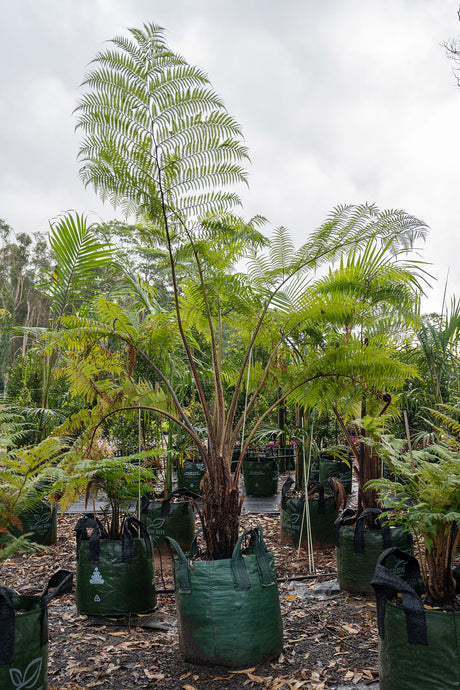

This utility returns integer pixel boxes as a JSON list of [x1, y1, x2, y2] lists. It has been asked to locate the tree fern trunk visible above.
[[201, 457, 241, 559]]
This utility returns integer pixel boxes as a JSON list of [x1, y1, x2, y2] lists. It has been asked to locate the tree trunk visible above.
[[201, 456, 242, 560], [424, 523, 457, 606]]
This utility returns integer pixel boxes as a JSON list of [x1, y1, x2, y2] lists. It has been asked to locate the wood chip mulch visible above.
[[0, 511, 379, 690]]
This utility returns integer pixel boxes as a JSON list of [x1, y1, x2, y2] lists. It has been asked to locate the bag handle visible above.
[[333, 507, 357, 546], [281, 476, 295, 510], [123, 516, 153, 562], [0, 585, 16, 665], [164, 536, 192, 593], [42, 569, 73, 605], [371, 547, 428, 646], [333, 507, 391, 554], [160, 489, 192, 518], [141, 488, 192, 518], [231, 527, 274, 590], [165, 527, 275, 594], [74, 513, 108, 560]]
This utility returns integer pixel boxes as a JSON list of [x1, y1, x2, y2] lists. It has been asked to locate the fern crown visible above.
[[75, 22, 249, 225]]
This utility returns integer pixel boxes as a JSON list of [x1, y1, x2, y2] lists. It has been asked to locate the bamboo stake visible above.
[[240, 343, 253, 448], [403, 410, 415, 470], [298, 420, 315, 573]]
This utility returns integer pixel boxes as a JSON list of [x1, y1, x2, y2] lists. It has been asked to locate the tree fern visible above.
[[76, 23, 249, 226]]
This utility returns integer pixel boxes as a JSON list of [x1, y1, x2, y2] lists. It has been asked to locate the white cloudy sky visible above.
[[1, 0, 460, 312]]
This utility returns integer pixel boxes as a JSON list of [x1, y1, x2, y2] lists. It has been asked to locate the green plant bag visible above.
[[10, 501, 57, 546], [372, 547, 460, 690], [176, 460, 205, 497], [75, 515, 156, 616], [280, 478, 338, 548], [140, 489, 195, 552], [319, 454, 352, 494], [243, 456, 279, 496], [0, 569, 73, 690], [166, 527, 283, 667], [335, 508, 413, 594]]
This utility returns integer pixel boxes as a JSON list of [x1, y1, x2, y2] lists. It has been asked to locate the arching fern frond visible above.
[[76, 23, 249, 227]]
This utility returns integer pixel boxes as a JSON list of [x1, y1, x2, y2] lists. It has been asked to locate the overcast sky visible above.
[[1, 0, 460, 312]]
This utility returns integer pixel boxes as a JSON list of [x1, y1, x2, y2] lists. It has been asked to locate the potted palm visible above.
[[367, 406, 460, 690], [304, 238, 428, 593], [66, 21, 429, 666]]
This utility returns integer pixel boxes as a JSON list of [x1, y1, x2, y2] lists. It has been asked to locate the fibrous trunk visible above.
[[201, 455, 242, 560]]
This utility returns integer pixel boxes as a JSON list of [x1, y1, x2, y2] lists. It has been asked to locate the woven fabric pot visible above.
[[140, 489, 195, 552], [335, 508, 413, 594], [280, 477, 338, 548], [166, 527, 283, 667], [11, 500, 57, 546], [319, 454, 352, 494], [243, 455, 279, 497], [176, 460, 205, 497], [372, 547, 460, 690], [0, 570, 72, 690], [75, 515, 156, 616]]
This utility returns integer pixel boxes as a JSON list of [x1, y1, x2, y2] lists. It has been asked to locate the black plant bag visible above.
[[75, 515, 156, 616], [0, 569, 73, 690], [176, 459, 205, 497], [10, 500, 58, 546], [372, 547, 460, 690]]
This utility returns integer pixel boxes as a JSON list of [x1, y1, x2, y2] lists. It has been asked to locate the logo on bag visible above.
[[284, 512, 301, 528], [94, 594, 101, 602], [89, 567, 104, 585], [9, 657, 43, 689], [151, 518, 166, 529]]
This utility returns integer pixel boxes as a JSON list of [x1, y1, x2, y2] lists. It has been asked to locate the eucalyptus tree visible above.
[[71, 22, 428, 558]]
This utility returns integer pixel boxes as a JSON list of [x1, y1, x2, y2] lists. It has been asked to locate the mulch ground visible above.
[[0, 511, 380, 690]]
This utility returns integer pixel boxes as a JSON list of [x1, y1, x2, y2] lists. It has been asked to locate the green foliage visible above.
[[52, 443, 158, 540], [69, 20, 430, 558], [75, 22, 249, 223], [0, 418, 65, 562], [367, 411, 460, 605], [40, 212, 114, 321]]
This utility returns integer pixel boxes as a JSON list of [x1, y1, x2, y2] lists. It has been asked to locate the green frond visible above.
[[76, 23, 248, 226]]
